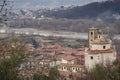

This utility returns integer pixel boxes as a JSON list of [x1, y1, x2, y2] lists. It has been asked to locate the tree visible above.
[[0, 38, 29, 80], [33, 73, 49, 80], [0, 0, 7, 21], [0, 0, 14, 21], [49, 67, 60, 80], [82, 61, 120, 80], [0, 0, 6, 13]]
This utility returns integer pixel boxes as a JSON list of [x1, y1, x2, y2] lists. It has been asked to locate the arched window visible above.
[[99, 35, 100, 38], [91, 32, 93, 35]]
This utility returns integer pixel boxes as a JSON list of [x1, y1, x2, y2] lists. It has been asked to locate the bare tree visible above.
[[0, 0, 14, 21], [0, 0, 6, 20], [0, 0, 6, 13]]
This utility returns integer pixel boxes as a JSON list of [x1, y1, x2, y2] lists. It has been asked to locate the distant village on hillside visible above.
[[18, 28, 119, 79], [0, 23, 118, 79], [0, 0, 120, 80]]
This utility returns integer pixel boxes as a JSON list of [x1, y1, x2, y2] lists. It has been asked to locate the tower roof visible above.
[[87, 47, 113, 54]]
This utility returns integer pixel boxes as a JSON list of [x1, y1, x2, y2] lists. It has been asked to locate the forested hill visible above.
[[11, 0, 120, 20], [40, 0, 120, 20], [9, 0, 120, 33]]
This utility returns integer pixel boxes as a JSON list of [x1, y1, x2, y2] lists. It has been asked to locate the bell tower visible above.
[[88, 27, 99, 47]]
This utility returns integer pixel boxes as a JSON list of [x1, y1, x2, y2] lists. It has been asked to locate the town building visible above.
[[85, 27, 116, 69], [16, 28, 117, 79]]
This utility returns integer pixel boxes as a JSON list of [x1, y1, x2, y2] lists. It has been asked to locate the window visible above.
[[99, 36, 100, 38], [91, 32, 93, 35], [103, 46, 106, 49], [90, 56, 93, 59], [77, 68, 80, 71], [73, 67, 74, 70]]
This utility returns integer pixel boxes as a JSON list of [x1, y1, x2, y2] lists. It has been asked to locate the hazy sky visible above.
[[14, 0, 106, 9]]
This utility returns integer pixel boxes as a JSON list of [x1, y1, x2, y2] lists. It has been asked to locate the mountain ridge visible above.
[[34, 0, 120, 20], [11, 0, 120, 21]]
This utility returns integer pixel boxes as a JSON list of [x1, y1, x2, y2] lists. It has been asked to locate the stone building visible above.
[[85, 27, 116, 69]]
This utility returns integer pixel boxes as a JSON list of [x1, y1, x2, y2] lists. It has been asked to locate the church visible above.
[[85, 27, 116, 69]]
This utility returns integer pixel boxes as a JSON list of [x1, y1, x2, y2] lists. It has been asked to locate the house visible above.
[[58, 55, 76, 64], [85, 28, 116, 69], [74, 50, 85, 65], [58, 63, 84, 72]]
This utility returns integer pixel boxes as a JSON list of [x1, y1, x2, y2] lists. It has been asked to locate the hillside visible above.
[[11, 0, 120, 21], [9, 18, 120, 34], [8, 0, 120, 33], [35, 0, 120, 20]]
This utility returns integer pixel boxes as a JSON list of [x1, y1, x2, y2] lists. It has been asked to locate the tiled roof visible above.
[[88, 48, 113, 53], [59, 71, 71, 76], [76, 48, 85, 51], [64, 48, 77, 54], [35, 44, 84, 55], [75, 51, 85, 56], [58, 55, 76, 61]]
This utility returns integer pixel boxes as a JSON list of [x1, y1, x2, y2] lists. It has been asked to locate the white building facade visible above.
[[85, 28, 116, 70]]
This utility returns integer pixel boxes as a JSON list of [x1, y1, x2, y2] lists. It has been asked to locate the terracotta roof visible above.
[[44, 44, 61, 49], [88, 48, 113, 53], [59, 71, 71, 76], [35, 44, 85, 57], [75, 51, 85, 56], [76, 48, 85, 51], [64, 48, 77, 54], [58, 55, 76, 61]]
